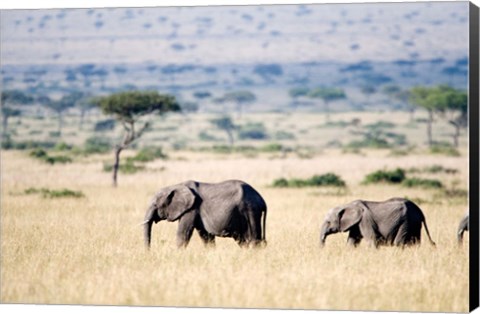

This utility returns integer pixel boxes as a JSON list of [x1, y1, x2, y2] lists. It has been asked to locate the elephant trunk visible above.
[[144, 219, 153, 248], [320, 223, 328, 247], [143, 204, 160, 249]]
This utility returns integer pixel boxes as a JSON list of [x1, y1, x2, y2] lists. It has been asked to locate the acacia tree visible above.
[[288, 86, 310, 111], [308, 87, 346, 122], [437, 87, 467, 147], [409, 85, 454, 147], [382, 85, 414, 120], [1, 90, 33, 133], [77, 96, 97, 130], [210, 116, 236, 147], [43, 91, 84, 136], [95, 91, 180, 187], [216, 90, 256, 118]]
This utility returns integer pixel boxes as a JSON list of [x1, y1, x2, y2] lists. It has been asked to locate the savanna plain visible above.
[[1, 111, 469, 312]]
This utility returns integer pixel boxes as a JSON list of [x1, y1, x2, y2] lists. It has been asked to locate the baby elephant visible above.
[[457, 213, 469, 245], [320, 197, 436, 248], [142, 180, 267, 249]]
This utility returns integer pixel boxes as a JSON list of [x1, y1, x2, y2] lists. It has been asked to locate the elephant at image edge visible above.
[[457, 212, 469, 244], [320, 197, 436, 247], [142, 180, 267, 248]]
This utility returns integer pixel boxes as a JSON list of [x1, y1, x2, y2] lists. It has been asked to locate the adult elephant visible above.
[[320, 197, 436, 248], [142, 180, 267, 249], [457, 213, 469, 244]]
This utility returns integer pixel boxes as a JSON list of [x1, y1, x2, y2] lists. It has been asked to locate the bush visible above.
[[54, 142, 72, 151], [1, 137, 56, 150], [238, 122, 267, 140], [363, 168, 406, 184], [25, 188, 84, 198], [309, 173, 346, 187], [272, 173, 346, 188], [103, 160, 145, 174], [94, 119, 116, 132], [408, 164, 458, 174], [261, 143, 283, 152], [198, 131, 219, 141], [128, 147, 167, 163], [347, 138, 391, 149], [365, 121, 396, 129], [29, 148, 72, 164], [274, 131, 295, 140], [402, 178, 443, 189], [84, 137, 111, 154], [429, 144, 460, 156]]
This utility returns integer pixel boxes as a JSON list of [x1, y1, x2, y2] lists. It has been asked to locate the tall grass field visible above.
[[1, 112, 469, 312]]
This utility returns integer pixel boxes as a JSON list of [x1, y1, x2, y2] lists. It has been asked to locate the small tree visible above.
[[77, 96, 97, 130], [382, 85, 414, 120], [43, 91, 84, 136], [288, 87, 310, 110], [436, 87, 468, 147], [216, 90, 256, 118], [95, 91, 180, 187], [210, 116, 236, 147], [409, 85, 450, 147], [308, 87, 346, 122], [360, 84, 376, 107], [1, 90, 33, 133]]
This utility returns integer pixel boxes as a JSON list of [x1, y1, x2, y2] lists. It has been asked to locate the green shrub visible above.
[[2, 138, 56, 150], [94, 119, 116, 132], [274, 131, 295, 140], [54, 141, 73, 151], [198, 131, 219, 141], [365, 121, 396, 129], [363, 168, 406, 184], [402, 177, 443, 189], [272, 178, 289, 187], [347, 138, 391, 149], [25, 188, 84, 198], [238, 122, 267, 140], [128, 147, 167, 163], [29, 149, 72, 164], [103, 160, 145, 174], [29, 148, 48, 159], [261, 143, 283, 152], [272, 173, 346, 188], [84, 136, 111, 154], [408, 164, 458, 174], [429, 143, 460, 156], [309, 173, 346, 187]]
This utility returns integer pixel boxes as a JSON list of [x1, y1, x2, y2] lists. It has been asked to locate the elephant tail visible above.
[[262, 207, 267, 244], [422, 218, 436, 247]]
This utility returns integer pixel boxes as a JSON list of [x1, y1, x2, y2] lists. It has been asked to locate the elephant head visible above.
[[320, 202, 363, 246], [142, 184, 196, 248]]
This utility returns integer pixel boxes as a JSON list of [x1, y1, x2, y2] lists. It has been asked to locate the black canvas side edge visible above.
[[470, 1, 480, 312]]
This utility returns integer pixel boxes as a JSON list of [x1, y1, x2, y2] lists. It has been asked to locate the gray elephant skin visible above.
[[142, 180, 267, 248], [457, 213, 469, 244], [320, 197, 436, 247]]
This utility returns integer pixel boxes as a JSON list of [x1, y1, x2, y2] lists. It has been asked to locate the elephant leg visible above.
[[347, 226, 362, 247], [196, 228, 216, 247], [246, 210, 262, 247], [176, 211, 196, 248], [233, 233, 248, 248], [393, 224, 417, 246]]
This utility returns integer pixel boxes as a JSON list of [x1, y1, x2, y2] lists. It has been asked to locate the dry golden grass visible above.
[[1, 144, 469, 312]]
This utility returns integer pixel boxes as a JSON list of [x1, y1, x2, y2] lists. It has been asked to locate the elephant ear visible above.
[[338, 203, 363, 232], [164, 185, 195, 222]]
